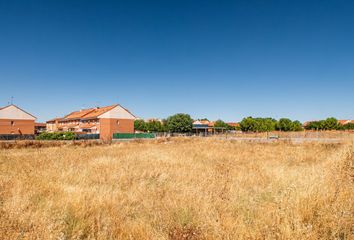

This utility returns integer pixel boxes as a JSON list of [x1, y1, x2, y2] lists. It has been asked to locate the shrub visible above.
[[36, 132, 76, 140]]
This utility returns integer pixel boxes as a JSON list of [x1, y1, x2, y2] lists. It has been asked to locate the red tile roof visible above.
[[63, 104, 119, 120], [65, 108, 96, 119], [208, 121, 215, 127], [193, 120, 210, 125], [227, 122, 240, 127], [82, 104, 118, 119], [46, 117, 63, 123], [338, 120, 351, 125]]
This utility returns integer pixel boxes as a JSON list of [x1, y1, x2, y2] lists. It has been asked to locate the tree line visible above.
[[135, 114, 353, 133], [239, 117, 302, 132], [304, 117, 354, 130], [134, 114, 194, 133]]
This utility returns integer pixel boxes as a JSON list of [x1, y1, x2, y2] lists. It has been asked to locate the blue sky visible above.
[[0, 0, 353, 122]]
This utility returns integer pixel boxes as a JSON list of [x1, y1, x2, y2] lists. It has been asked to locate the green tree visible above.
[[260, 118, 277, 132], [240, 117, 257, 132], [134, 119, 146, 132], [305, 121, 320, 130], [240, 117, 277, 132], [305, 118, 341, 130], [322, 117, 339, 130], [291, 120, 303, 131], [214, 120, 229, 130], [276, 118, 303, 131], [276, 118, 293, 131], [160, 119, 168, 132], [146, 120, 163, 132], [343, 123, 354, 130], [166, 113, 193, 133]]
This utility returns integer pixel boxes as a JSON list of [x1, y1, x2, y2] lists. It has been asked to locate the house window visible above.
[[11, 121, 14, 126], [117, 120, 120, 125]]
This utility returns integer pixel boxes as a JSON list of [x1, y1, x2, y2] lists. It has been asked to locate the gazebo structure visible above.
[[192, 120, 227, 136]]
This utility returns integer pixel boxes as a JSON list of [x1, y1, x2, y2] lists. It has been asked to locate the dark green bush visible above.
[[36, 132, 75, 140]]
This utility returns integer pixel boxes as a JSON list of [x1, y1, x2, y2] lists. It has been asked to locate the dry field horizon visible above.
[[0, 138, 353, 239]]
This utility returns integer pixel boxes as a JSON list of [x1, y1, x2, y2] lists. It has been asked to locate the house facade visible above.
[[0, 105, 36, 135], [338, 120, 352, 125], [46, 104, 136, 140]]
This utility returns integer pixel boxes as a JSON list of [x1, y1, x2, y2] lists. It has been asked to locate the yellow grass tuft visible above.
[[0, 138, 353, 239]]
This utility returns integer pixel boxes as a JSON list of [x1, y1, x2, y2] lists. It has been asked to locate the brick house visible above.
[[338, 120, 351, 125], [46, 104, 136, 140], [0, 104, 36, 135]]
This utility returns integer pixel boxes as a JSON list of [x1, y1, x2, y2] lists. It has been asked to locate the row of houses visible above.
[[0, 103, 353, 140], [0, 104, 136, 140]]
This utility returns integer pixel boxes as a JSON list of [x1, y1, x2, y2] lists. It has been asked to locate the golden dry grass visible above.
[[0, 138, 353, 239], [220, 130, 354, 140]]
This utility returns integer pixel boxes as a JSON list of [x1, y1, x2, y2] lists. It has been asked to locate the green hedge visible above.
[[35, 132, 76, 140], [113, 133, 156, 139]]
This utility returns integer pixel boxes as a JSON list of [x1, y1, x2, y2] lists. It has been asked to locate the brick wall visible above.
[[99, 118, 134, 140], [0, 119, 35, 134]]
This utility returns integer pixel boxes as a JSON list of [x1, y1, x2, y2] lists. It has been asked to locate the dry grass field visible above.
[[0, 138, 353, 239]]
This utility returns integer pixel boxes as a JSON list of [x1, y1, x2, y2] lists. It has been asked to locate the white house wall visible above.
[[98, 105, 135, 119], [0, 105, 36, 120]]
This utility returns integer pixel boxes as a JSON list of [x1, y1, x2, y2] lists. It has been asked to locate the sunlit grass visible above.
[[0, 138, 352, 239]]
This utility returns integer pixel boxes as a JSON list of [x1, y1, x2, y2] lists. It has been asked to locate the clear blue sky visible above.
[[0, 0, 353, 122]]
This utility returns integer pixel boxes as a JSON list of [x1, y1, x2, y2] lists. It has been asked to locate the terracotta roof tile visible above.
[[56, 103, 132, 122], [338, 120, 350, 125], [65, 108, 96, 119], [227, 122, 240, 127], [208, 121, 215, 127], [46, 117, 63, 123], [82, 104, 117, 119]]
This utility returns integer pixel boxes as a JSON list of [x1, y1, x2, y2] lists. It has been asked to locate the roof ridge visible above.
[[63, 107, 96, 119], [80, 104, 119, 119], [0, 104, 37, 119]]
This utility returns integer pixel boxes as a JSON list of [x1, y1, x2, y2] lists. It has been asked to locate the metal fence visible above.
[[0, 134, 35, 140], [75, 134, 100, 140], [113, 133, 156, 139]]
